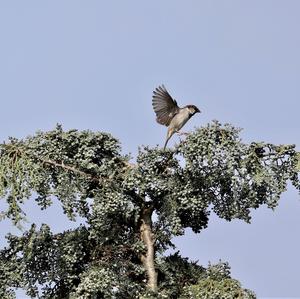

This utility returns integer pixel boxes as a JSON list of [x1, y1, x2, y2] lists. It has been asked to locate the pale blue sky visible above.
[[0, 1, 300, 298]]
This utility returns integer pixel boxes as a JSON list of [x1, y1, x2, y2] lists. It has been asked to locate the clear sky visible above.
[[0, 1, 299, 298]]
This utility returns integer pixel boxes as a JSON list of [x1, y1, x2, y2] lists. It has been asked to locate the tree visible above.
[[0, 121, 299, 298]]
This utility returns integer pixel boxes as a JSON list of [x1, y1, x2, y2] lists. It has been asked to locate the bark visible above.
[[139, 206, 157, 292]]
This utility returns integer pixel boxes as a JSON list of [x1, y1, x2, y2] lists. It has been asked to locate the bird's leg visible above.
[[164, 128, 175, 150]]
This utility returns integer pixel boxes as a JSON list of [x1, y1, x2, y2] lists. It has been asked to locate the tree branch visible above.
[[1, 143, 136, 184], [41, 158, 101, 182]]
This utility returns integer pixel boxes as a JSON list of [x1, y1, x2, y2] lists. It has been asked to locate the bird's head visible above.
[[186, 105, 201, 115]]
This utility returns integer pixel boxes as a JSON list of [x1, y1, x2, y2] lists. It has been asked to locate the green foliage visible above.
[[181, 278, 256, 299], [0, 122, 299, 298], [0, 124, 126, 224], [1, 223, 145, 298], [181, 262, 256, 299], [177, 121, 300, 222], [156, 252, 205, 298]]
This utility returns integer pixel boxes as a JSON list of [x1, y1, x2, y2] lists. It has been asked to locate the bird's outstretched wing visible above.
[[152, 85, 180, 126]]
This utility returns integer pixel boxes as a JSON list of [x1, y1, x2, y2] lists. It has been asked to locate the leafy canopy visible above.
[[0, 121, 299, 298]]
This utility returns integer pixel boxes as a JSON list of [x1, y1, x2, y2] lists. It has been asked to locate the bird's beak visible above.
[[196, 107, 201, 113]]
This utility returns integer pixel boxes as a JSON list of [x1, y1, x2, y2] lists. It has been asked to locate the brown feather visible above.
[[152, 85, 180, 126]]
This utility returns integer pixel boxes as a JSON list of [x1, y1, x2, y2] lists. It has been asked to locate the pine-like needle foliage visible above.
[[0, 122, 299, 298]]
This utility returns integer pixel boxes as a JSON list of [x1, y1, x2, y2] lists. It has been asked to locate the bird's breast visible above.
[[169, 108, 191, 131]]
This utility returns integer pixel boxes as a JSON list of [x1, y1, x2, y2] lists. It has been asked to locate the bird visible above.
[[152, 85, 201, 150]]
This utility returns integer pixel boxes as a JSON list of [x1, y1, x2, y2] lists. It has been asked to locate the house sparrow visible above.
[[152, 85, 201, 149]]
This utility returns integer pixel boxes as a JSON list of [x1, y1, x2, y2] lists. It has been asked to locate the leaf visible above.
[[296, 152, 300, 172]]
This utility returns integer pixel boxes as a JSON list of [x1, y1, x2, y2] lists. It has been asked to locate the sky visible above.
[[0, 1, 299, 298]]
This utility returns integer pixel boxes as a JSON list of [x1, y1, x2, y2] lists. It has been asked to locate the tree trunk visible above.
[[139, 206, 157, 292]]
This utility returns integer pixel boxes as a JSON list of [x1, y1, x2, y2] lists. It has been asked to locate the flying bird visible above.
[[152, 85, 201, 149]]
